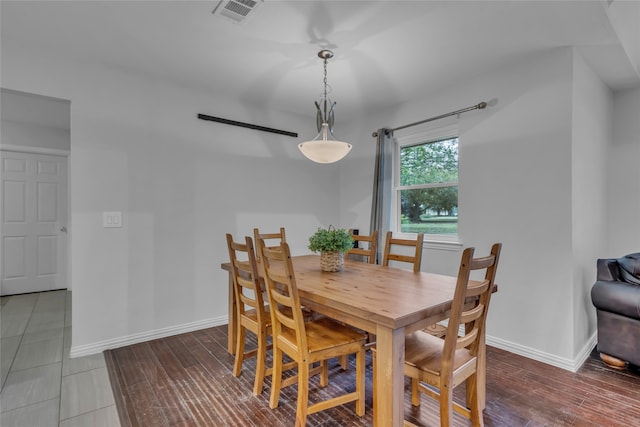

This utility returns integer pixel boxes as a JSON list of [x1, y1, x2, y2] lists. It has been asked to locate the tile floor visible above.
[[1, 290, 120, 427]]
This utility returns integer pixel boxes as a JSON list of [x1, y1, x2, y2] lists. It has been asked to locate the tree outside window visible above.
[[397, 137, 458, 236]]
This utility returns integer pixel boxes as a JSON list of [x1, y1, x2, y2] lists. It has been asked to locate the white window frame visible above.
[[393, 122, 461, 246]]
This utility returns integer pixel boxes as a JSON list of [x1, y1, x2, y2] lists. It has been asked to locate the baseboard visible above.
[[71, 315, 598, 372], [487, 332, 598, 372], [69, 315, 229, 358]]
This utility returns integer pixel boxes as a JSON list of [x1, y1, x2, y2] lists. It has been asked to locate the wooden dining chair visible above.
[[225, 233, 272, 395], [258, 240, 367, 427], [254, 227, 317, 324], [382, 231, 424, 272], [345, 229, 380, 349], [253, 227, 286, 262], [346, 229, 378, 264], [402, 243, 501, 427]]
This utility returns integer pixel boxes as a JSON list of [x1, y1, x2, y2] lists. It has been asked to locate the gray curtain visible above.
[[370, 128, 393, 263]]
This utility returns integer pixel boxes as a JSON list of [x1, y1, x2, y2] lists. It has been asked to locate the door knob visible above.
[[60, 226, 68, 233]]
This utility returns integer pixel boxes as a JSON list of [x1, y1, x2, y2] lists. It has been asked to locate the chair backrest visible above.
[[253, 227, 286, 261], [442, 243, 502, 368], [257, 240, 308, 356], [225, 234, 267, 325], [382, 231, 424, 272], [346, 229, 378, 264]]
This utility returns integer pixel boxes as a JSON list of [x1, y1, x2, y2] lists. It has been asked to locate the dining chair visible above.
[[253, 227, 286, 262], [382, 231, 424, 272], [346, 229, 378, 264], [254, 227, 317, 323], [225, 233, 272, 395], [258, 240, 367, 427], [380, 232, 446, 337], [345, 228, 380, 349], [402, 243, 501, 427]]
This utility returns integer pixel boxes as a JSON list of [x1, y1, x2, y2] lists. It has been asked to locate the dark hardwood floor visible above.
[[105, 325, 640, 426]]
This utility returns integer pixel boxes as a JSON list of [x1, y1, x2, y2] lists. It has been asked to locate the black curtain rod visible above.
[[381, 101, 487, 135], [197, 114, 298, 138]]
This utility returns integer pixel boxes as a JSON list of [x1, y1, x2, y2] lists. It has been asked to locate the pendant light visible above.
[[298, 50, 352, 164]]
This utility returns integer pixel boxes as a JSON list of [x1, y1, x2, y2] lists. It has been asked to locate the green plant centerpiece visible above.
[[308, 226, 353, 272]]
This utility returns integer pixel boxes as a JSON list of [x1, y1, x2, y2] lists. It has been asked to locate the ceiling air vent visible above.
[[212, 0, 263, 25]]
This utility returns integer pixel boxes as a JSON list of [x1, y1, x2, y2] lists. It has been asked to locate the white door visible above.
[[1, 151, 68, 295]]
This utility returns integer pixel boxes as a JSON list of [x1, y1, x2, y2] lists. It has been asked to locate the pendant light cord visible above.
[[322, 56, 328, 123]]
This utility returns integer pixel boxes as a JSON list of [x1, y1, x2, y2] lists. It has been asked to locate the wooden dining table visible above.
[[221, 254, 490, 427]]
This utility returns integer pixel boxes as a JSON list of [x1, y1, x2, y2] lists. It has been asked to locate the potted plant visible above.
[[308, 226, 353, 272]]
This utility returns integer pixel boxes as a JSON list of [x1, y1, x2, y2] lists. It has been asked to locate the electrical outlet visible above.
[[103, 211, 122, 228]]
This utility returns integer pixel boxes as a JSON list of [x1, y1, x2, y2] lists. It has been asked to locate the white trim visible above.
[[68, 313, 598, 373], [423, 240, 463, 251], [69, 315, 229, 357], [487, 332, 598, 373], [1, 144, 70, 157]]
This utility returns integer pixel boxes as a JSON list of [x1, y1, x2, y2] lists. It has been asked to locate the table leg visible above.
[[227, 272, 237, 355], [374, 325, 405, 427]]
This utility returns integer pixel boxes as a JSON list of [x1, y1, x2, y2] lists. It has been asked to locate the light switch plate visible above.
[[103, 211, 122, 228]]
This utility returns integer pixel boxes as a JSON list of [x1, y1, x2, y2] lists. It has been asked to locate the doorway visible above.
[[1, 89, 71, 296]]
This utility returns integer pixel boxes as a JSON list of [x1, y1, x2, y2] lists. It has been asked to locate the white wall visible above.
[[1, 43, 342, 355], [607, 86, 640, 255], [570, 51, 612, 359], [340, 48, 605, 368]]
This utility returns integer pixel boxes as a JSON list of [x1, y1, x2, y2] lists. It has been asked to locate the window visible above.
[[394, 126, 458, 241]]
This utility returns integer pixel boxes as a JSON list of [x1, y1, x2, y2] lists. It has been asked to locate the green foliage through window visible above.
[[398, 137, 458, 235]]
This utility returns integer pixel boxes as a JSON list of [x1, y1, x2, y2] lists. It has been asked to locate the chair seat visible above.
[[280, 316, 367, 354], [404, 330, 474, 377]]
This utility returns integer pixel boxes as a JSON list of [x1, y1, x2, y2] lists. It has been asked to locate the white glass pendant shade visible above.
[[298, 123, 352, 164]]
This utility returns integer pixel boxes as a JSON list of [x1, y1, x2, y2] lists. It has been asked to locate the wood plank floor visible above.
[[105, 325, 640, 426]]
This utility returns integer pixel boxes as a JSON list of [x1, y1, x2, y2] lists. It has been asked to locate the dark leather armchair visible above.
[[591, 253, 640, 368]]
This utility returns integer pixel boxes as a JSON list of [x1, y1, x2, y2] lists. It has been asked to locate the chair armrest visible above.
[[592, 280, 640, 320]]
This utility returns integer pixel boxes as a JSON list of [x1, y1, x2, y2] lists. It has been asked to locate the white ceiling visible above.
[[1, 1, 639, 129]]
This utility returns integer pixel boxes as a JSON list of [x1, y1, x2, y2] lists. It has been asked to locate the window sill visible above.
[[423, 239, 463, 251]]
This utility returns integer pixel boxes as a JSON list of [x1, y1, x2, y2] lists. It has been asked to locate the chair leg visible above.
[[319, 359, 329, 387], [411, 378, 421, 406], [371, 348, 378, 427], [295, 361, 310, 427], [355, 349, 365, 416], [269, 347, 283, 409], [439, 383, 453, 427], [338, 354, 348, 370], [467, 374, 484, 427], [253, 329, 267, 395], [233, 327, 245, 377]]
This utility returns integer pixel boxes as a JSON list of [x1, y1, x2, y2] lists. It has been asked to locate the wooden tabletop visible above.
[[286, 255, 459, 331], [222, 254, 470, 332]]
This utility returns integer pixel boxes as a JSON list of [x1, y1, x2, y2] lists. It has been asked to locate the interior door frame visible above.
[[1, 144, 71, 294]]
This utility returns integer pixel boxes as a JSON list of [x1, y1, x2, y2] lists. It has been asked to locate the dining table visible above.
[[221, 254, 491, 427]]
